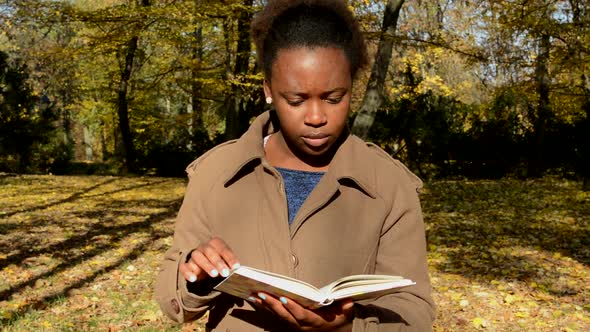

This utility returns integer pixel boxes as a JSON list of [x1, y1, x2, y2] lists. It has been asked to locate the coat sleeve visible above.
[[351, 180, 436, 332], [154, 163, 222, 323]]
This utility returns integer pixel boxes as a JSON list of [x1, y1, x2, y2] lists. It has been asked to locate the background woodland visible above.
[[0, 0, 589, 186]]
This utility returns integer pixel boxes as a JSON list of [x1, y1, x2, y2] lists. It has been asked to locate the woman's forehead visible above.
[[269, 47, 352, 89]]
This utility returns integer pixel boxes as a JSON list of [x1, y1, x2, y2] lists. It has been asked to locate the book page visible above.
[[330, 279, 416, 302], [214, 266, 327, 307], [320, 274, 406, 293]]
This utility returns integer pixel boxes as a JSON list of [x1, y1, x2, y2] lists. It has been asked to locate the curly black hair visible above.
[[252, 0, 368, 80]]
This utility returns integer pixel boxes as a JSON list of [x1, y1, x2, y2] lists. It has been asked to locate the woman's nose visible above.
[[304, 101, 327, 127]]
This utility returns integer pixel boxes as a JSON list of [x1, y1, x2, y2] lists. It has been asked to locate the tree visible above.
[[351, 0, 405, 139], [190, 0, 206, 138], [2, 0, 589, 179], [111, 0, 150, 173], [0, 51, 56, 172], [223, 0, 259, 140], [530, 3, 553, 176], [566, 0, 590, 189]]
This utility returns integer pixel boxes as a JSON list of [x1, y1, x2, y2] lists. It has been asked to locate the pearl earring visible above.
[[266, 97, 273, 104]]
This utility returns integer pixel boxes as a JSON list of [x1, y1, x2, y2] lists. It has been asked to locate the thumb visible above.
[[341, 300, 354, 311]]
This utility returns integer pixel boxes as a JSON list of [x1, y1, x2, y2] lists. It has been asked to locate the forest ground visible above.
[[0, 174, 588, 331]]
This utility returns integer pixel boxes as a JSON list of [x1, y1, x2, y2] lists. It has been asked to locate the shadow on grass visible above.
[[0, 202, 182, 327], [0, 177, 120, 218], [424, 179, 589, 285], [0, 179, 173, 270], [0, 173, 18, 181], [0, 222, 20, 235], [0, 176, 185, 326], [0, 216, 175, 326], [0, 200, 180, 302]]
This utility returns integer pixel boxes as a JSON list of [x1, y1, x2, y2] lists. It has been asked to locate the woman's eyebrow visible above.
[[320, 88, 348, 97], [325, 87, 348, 94], [280, 91, 308, 97], [280, 88, 348, 96]]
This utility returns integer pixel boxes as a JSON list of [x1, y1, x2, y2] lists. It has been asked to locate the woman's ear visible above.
[[263, 79, 272, 101]]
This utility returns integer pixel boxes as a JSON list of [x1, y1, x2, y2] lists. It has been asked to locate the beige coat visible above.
[[155, 111, 435, 331]]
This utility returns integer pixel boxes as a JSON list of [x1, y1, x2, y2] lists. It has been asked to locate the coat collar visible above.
[[222, 111, 377, 198]]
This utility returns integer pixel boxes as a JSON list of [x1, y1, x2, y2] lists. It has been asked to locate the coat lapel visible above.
[[289, 172, 340, 238]]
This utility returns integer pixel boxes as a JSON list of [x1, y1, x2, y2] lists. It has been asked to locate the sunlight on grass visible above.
[[424, 177, 589, 331], [0, 175, 185, 331], [1, 174, 588, 331]]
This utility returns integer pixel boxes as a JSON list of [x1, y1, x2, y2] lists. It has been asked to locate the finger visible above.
[[190, 248, 222, 278], [280, 296, 326, 328], [179, 262, 198, 283], [209, 237, 241, 271], [246, 294, 262, 306], [186, 260, 210, 281], [317, 300, 355, 326], [257, 293, 299, 327], [340, 300, 354, 313], [278, 296, 311, 322], [329, 300, 354, 321], [200, 243, 233, 277], [186, 260, 199, 274]]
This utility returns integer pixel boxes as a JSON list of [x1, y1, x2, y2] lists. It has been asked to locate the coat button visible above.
[[291, 254, 299, 267], [171, 299, 180, 314]]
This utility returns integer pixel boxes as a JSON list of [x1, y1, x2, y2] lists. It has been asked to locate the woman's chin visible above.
[[299, 144, 335, 160]]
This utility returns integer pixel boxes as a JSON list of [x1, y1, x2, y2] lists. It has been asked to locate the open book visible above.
[[214, 265, 415, 309]]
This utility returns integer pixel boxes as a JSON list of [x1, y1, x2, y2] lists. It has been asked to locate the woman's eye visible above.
[[287, 100, 304, 106], [326, 97, 343, 104]]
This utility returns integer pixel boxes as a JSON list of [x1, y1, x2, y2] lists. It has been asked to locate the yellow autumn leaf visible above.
[[472, 317, 488, 328], [1, 311, 13, 320], [574, 312, 590, 322], [504, 294, 518, 304]]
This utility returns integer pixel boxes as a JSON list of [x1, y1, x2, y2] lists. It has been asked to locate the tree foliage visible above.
[[0, 0, 588, 181], [0, 51, 61, 173]]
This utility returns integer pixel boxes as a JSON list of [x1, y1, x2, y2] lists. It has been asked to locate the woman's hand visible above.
[[254, 293, 354, 332], [179, 237, 240, 283]]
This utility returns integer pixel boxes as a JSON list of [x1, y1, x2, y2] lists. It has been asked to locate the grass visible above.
[[0, 174, 588, 331]]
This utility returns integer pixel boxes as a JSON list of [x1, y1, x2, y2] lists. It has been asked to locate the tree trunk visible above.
[[243, 61, 266, 129], [224, 0, 253, 140], [580, 73, 590, 191], [569, 0, 590, 190], [528, 32, 551, 177], [115, 0, 150, 173], [351, 0, 405, 139], [191, 0, 205, 137], [117, 35, 139, 173]]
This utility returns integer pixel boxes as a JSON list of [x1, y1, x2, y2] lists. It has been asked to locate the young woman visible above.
[[155, 1, 435, 331]]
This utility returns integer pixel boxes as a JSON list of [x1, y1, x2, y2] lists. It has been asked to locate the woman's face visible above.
[[264, 46, 352, 160]]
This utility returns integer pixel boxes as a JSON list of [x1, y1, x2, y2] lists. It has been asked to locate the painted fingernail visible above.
[[188, 274, 197, 283], [280, 297, 288, 304], [247, 296, 257, 302], [258, 293, 266, 300], [221, 268, 230, 277], [232, 263, 241, 270], [210, 269, 219, 277]]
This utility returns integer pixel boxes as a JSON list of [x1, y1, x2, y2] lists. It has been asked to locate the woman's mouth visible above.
[[302, 135, 330, 148]]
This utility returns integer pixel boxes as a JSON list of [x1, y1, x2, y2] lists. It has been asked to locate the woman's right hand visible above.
[[179, 237, 240, 283]]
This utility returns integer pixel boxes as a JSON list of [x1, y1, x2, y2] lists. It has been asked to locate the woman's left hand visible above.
[[254, 292, 354, 332]]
